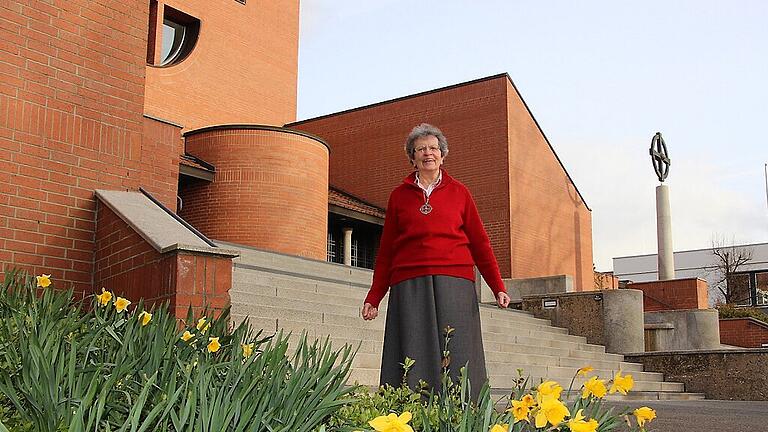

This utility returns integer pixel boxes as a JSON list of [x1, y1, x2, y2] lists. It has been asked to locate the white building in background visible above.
[[613, 242, 768, 307]]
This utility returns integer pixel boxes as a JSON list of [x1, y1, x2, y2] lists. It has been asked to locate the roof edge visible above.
[[183, 124, 330, 152], [502, 75, 591, 211], [287, 73, 510, 126]]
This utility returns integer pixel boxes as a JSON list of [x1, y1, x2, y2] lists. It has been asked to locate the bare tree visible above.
[[710, 235, 754, 304]]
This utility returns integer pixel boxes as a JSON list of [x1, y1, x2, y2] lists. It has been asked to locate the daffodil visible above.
[[36, 274, 51, 288], [181, 330, 194, 342], [577, 366, 594, 376], [634, 406, 656, 428], [567, 409, 599, 432], [207, 337, 220, 353], [242, 343, 254, 358], [114, 297, 131, 313], [508, 399, 529, 422], [96, 288, 113, 306], [197, 317, 210, 333], [139, 311, 152, 326], [521, 393, 535, 407], [609, 371, 634, 395], [534, 397, 569, 428], [489, 424, 509, 432], [536, 380, 563, 403], [368, 412, 414, 432], [582, 375, 607, 399]]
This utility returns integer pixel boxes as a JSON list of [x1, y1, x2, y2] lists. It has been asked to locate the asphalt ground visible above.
[[604, 400, 768, 432]]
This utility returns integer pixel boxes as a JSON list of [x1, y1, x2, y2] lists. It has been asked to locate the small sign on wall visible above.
[[543, 299, 558, 309]]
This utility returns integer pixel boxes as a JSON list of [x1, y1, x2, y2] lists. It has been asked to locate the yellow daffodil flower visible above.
[[634, 406, 656, 427], [207, 337, 221, 353], [609, 371, 634, 395], [577, 366, 594, 376], [196, 317, 210, 333], [242, 343, 254, 358], [567, 409, 599, 432], [368, 412, 414, 432], [181, 330, 194, 342], [489, 424, 509, 432], [96, 288, 113, 306], [534, 397, 569, 428], [536, 380, 563, 404], [36, 274, 51, 288], [582, 375, 607, 399], [521, 393, 535, 407], [114, 297, 131, 313], [508, 399, 530, 422], [139, 311, 152, 326]]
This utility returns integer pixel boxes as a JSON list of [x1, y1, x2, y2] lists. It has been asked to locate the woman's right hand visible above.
[[361, 303, 378, 320]]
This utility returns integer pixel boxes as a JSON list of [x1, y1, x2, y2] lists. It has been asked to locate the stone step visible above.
[[484, 335, 604, 354], [488, 375, 681, 393], [482, 351, 643, 372], [489, 388, 706, 401], [485, 363, 662, 382]]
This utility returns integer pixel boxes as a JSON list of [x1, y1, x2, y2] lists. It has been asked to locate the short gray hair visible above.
[[404, 123, 449, 164]]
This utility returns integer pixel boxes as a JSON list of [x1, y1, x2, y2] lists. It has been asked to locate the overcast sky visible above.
[[296, 0, 768, 270]]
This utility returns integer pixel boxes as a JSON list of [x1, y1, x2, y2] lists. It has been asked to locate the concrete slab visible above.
[[605, 400, 768, 432], [95, 190, 238, 257]]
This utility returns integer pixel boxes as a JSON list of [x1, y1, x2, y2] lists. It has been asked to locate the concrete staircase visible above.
[[223, 241, 704, 401]]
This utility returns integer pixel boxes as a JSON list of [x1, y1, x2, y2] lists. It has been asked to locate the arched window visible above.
[[147, 2, 200, 67]]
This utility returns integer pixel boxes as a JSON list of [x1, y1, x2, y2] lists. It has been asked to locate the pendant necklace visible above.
[[419, 190, 432, 215]]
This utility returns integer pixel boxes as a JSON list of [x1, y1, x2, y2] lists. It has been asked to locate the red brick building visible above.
[[0, 0, 593, 308]]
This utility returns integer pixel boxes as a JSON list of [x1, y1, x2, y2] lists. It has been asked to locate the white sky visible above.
[[296, 0, 768, 270]]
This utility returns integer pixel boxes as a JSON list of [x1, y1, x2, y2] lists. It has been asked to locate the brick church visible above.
[[0, 0, 593, 312]]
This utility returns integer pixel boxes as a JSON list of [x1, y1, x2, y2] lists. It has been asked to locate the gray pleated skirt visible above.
[[380, 275, 488, 401]]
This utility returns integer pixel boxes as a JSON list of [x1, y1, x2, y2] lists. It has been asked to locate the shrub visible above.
[[0, 270, 356, 431], [717, 303, 768, 323], [322, 327, 657, 432]]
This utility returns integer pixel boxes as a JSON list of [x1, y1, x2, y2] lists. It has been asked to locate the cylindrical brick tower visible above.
[[180, 125, 329, 260]]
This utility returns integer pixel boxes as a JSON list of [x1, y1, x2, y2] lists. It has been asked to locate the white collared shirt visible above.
[[415, 171, 442, 197]]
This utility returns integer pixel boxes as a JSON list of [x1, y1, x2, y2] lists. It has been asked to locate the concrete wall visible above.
[[644, 309, 720, 351], [624, 349, 768, 400], [520, 289, 645, 354]]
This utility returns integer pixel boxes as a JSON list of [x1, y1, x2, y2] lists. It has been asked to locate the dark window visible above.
[[147, 3, 200, 67]]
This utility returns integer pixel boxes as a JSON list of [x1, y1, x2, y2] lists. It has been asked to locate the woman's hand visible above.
[[496, 292, 511, 309], [361, 303, 378, 320]]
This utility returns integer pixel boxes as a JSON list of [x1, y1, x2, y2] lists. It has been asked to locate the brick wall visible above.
[[628, 278, 709, 311], [0, 1, 181, 293], [290, 76, 513, 276], [720, 318, 768, 348], [180, 126, 329, 260], [95, 202, 232, 317], [290, 74, 594, 288], [505, 79, 593, 290], [144, 0, 299, 129]]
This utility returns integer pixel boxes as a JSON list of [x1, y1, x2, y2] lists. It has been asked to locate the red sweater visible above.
[[364, 170, 507, 308]]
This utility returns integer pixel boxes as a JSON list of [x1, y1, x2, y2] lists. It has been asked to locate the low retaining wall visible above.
[[720, 317, 768, 348], [627, 278, 708, 311], [644, 309, 720, 351], [521, 289, 644, 354], [624, 349, 768, 400]]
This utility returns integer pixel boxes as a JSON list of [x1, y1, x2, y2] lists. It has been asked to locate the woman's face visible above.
[[412, 135, 443, 173]]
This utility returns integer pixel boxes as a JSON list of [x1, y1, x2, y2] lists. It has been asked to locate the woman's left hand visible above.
[[496, 292, 511, 309]]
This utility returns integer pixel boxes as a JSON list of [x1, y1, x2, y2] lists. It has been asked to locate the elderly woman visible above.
[[361, 123, 510, 401]]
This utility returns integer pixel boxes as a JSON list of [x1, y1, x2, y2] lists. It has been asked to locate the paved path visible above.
[[605, 400, 768, 432]]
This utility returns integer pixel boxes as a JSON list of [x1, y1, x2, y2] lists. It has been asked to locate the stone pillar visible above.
[[603, 289, 645, 354], [655, 184, 675, 280], [343, 227, 353, 266]]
